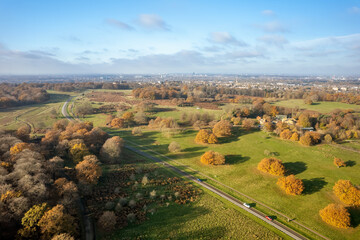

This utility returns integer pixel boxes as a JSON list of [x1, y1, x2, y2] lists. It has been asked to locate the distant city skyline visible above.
[[1, 0, 360, 75]]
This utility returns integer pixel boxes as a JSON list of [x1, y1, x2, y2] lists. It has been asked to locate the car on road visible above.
[[265, 216, 273, 221], [243, 203, 251, 208], [196, 178, 202, 182]]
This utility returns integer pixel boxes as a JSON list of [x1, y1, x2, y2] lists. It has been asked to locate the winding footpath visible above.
[[61, 96, 329, 240]]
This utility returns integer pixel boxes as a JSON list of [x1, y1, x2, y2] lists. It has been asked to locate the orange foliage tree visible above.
[[334, 157, 346, 168], [195, 129, 210, 143], [333, 180, 360, 206], [280, 129, 292, 139], [200, 151, 225, 165], [290, 132, 299, 141], [110, 118, 125, 128], [212, 120, 232, 137], [277, 175, 304, 195], [75, 155, 102, 184], [207, 133, 218, 144], [319, 204, 351, 228], [257, 158, 285, 176]]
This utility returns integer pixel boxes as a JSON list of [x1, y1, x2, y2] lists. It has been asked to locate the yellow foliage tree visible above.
[[1, 190, 22, 202], [333, 180, 360, 206], [277, 175, 304, 195], [334, 158, 346, 168], [200, 151, 225, 165], [195, 129, 210, 144], [212, 120, 232, 137], [10, 142, 31, 155], [75, 155, 102, 184], [319, 204, 350, 228], [290, 132, 299, 141], [280, 129, 292, 139], [70, 143, 90, 163], [257, 158, 285, 176], [207, 133, 218, 144]]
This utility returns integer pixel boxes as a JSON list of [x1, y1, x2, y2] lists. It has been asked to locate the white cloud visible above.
[[256, 21, 288, 33], [137, 14, 170, 31], [261, 10, 275, 16], [106, 19, 134, 31], [257, 34, 288, 48], [349, 6, 360, 14], [209, 32, 247, 46]]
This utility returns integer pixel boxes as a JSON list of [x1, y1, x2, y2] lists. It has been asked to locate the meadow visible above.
[[273, 99, 360, 113], [111, 128, 360, 240], [98, 148, 286, 240]]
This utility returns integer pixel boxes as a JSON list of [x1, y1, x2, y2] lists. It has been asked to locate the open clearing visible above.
[[110, 128, 360, 240], [273, 99, 360, 113]]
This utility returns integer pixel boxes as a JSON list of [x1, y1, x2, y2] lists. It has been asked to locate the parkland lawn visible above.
[[111, 128, 360, 240], [273, 99, 360, 113]]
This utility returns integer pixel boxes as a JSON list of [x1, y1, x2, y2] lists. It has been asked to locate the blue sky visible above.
[[0, 0, 360, 75]]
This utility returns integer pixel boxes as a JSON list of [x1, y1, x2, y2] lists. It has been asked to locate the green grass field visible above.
[[110, 128, 360, 240], [273, 99, 360, 113], [0, 90, 77, 131], [99, 148, 286, 240]]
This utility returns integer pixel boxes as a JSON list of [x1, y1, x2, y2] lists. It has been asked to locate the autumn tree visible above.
[[319, 204, 350, 228], [75, 155, 102, 185], [290, 132, 299, 141], [97, 211, 116, 232], [334, 158, 346, 168], [168, 142, 181, 153], [207, 133, 218, 144], [242, 118, 255, 131], [18, 203, 49, 238], [10, 142, 31, 155], [299, 133, 312, 146], [51, 233, 75, 240], [16, 125, 31, 142], [333, 180, 360, 206], [100, 136, 124, 164], [122, 112, 134, 124], [69, 143, 90, 163], [280, 129, 292, 139], [212, 120, 232, 137], [38, 205, 78, 239], [74, 101, 93, 117], [110, 118, 125, 128], [132, 127, 143, 136], [200, 151, 225, 165], [195, 129, 210, 144], [277, 175, 304, 195], [257, 158, 285, 176], [298, 113, 311, 127]]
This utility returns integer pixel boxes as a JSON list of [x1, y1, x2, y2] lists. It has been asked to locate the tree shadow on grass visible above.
[[219, 128, 260, 144], [178, 151, 204, 159], [348, 207, 360, 228], [178, 226, 226, 239], [345, 160, 356, 167], [302, 177, 328, 195], [182, 146, 207, 152], [283, 162, 307, 175], [226, 155, 250, 165]]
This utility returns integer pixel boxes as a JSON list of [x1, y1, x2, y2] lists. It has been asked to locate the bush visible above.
[[277, 175, 304, 195], [168, 142, 181, 153], [334, 157, 346, 168], [98, 211, 116, 231], [195, 129, 210, 144], [257, 158, 285, 176], [324, 134, 333, 143], [200, 151, 225, 165], [207, 134, 218, 144], [132, 127, 143, 136], [319, 204, 350, 228], [100, 136, 124, 164], [290, 132, 299, 141], [280, 129, 292, 139]]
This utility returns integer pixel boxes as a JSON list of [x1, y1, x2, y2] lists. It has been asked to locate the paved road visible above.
[[62, 97, 75, 121], [125, 144, 308, 240]]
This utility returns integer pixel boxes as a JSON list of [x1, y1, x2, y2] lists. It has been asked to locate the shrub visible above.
[[141, 175, 149, 186], [127, 213, 136, 223], [299, 133, 313, 146], [100, 136, 124, 164], [207, 133, 218, 144], [277, 175, 304, 195], [200, 151, 225, 165], [132, 127, 143, 136], [333, 180, 360, 206], [319, 204, 350, 228], [324, 134, 333, 143], [334, 157, 346, 168], [212, 120, 232, 137], [257, 158, 285, 176], [168, 142, 181, 153], [98, 211, 116, 231], [242, 118, 255, 131]]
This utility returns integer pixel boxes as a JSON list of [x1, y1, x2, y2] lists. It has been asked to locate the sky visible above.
[[0, 0, 360, 75]]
